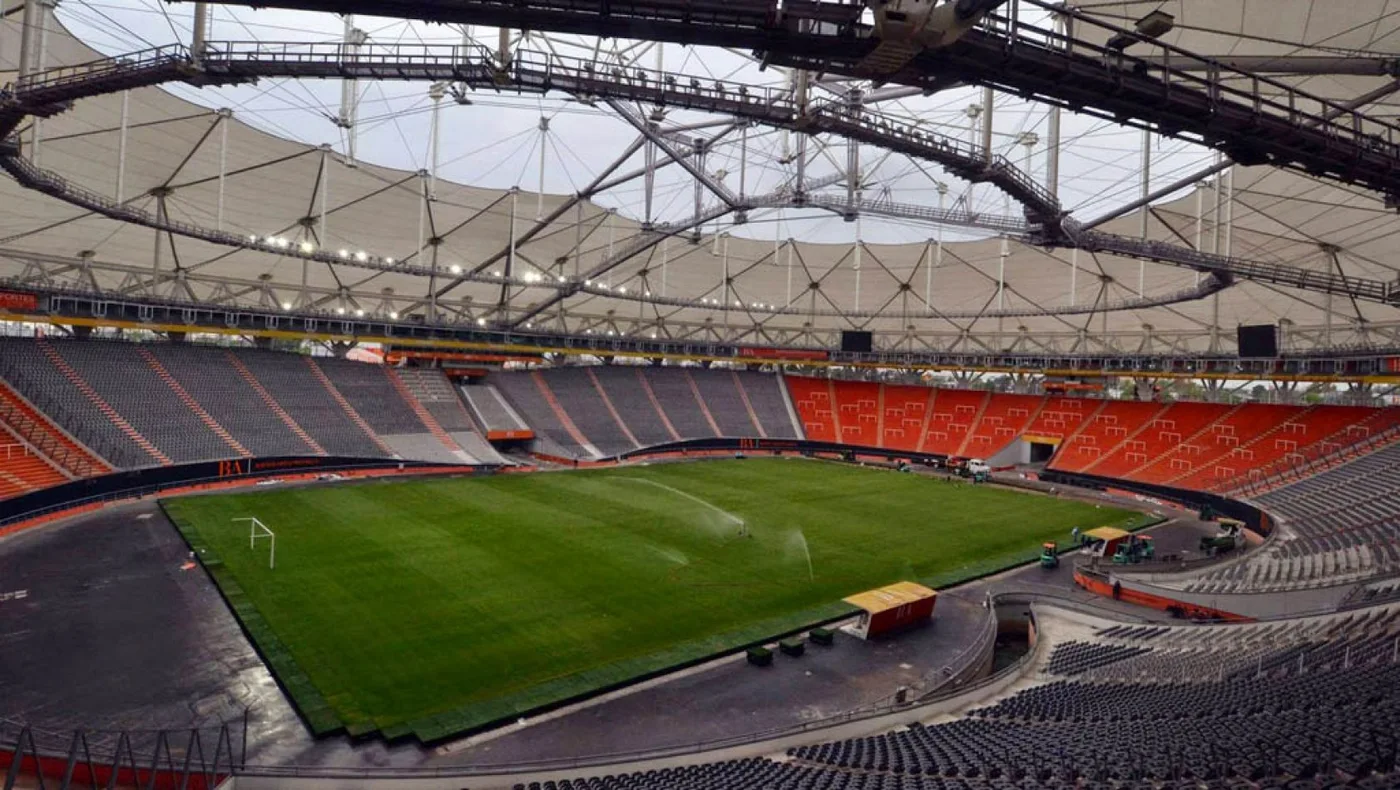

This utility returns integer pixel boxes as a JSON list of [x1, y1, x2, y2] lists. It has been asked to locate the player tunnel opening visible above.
[[1028, 441, 1056, 464]]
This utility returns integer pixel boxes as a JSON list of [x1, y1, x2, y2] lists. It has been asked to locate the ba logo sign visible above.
[[738, 438, 759, 450], [218, 460, 246, 477]]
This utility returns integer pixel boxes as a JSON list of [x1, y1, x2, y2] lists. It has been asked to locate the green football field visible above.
[[162, 459, 1146, 742]]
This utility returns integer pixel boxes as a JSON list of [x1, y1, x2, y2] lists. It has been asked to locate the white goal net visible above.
[[233, 517, 276, 569]]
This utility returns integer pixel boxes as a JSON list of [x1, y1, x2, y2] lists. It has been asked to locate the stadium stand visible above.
[[488, 366, 802, 458], [1167, 441, 1400, 594], [461, 382, 533, 438], [1049, 400, 1164, 474], [0, 433, 66, 498], [1216, 407, 1400, 495], [880, 384, 933, 452], [590, 368, 682, 447], [312, 357, 425, 438], [962, 393, 1044, 459], [232, 350, 390, 458], [832, 380, 882, 447], [0, 338, 178, 467], [691, 369, 764, 437], [1144, 403, 1306, 488], [3, 336, 1396, 493], [735, 371, 801, 439], [145, 344, 316, 458], [392, 368, 476, 433], [519, 604, 1400, 789], [546, 367, 640, 457], [1083, 401, 1232, 480], [0, 379, 109, 479], [924, 388, 988, 456], [1020, 396, 1095, 446], [645, 368, 722, 439], [785, 375, 839, 443], [491, 371, 601, 459]]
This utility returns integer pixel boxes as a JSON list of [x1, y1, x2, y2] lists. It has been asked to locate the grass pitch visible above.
[[163, 459, 1145, 741]]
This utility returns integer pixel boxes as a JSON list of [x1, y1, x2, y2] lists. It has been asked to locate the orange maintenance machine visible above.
[[843, 582, 937, 640]]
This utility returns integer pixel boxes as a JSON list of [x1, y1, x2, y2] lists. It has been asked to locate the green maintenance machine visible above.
[[1039, 541, 1059, 569], [1111, 534, 1155, 564], [1200, 518, 1246, 556]]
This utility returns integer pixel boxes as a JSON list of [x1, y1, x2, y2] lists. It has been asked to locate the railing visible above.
[[0, 716, 244, 790], [982, 4, 1400, 171], [11, 43, 193, 102], [1072, 229, 1396, 304], [0, 363, 127, 470], [0, 401, 92, 478], [237, 601, 1040, 780], [0, 595, 1047, 782], [1215, 423, 1400, 497]]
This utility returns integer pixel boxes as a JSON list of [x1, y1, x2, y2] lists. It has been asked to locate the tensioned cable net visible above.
[[0, 0, 1398, 355]]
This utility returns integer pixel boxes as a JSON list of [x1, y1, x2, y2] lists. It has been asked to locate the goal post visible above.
[[233, 517, 275, 569]]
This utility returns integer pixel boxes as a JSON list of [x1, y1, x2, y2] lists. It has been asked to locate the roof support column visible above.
[[415, 169, 428, 272], [536, 116, 548, 220], [1209, 151, 1224, 353], [216, 108, 231, 231], [428, 82, 446, 201], [794, 70, 810, 200], [428, 241, 439, 322], [845, 88, 861, 221], [152, 193, 168, 282], [965, 102, 982, 210], [499, 186, 519, 321], [980, 86, 994, 164], [19, 0, 55, 164], [498, 27, 511, 70], [785, 238, 794, 307], [935, 184, 946, 312], [1069, 248, 1078, 307], [660, 236, 669, 297], [692, 136, 706, 242], [16, 0, 55, 82], [191, 2, 210, 59], [853, 232, 862, 312], [573, 202, 583, 280], [1046, 8, 1064, 200], [997, 235, 1008, 336], [338, 16, 367, 168], [643, 117, 657, 229], [1138, 128, 1150, 296], [738, 124, 748, 204], [115, 91, 130, 203]]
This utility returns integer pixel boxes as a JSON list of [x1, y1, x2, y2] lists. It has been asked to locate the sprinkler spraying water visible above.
[[786, 529, 815, 582]]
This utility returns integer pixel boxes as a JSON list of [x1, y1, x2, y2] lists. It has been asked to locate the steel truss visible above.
[[3, 41, 1397, 314], [158, 0, 1400, 208], [6, 274, 1400, 361]]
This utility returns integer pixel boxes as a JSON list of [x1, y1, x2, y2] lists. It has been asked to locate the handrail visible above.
[[0, 590, 1044, 780], [1215, 422, 1400, 496], [8, 42, 1400, 304], [1008, 2, 1400, 150]]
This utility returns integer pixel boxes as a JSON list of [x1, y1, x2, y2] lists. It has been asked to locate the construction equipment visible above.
[[1200, 519, 1245, 557], [1039, 541, 1059, 569], [1112, 534, 1155, 564]]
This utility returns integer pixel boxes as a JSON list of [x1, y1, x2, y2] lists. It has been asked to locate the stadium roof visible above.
[[1, 1, 1398, 357]]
